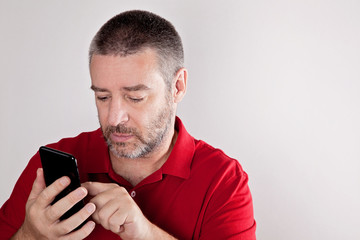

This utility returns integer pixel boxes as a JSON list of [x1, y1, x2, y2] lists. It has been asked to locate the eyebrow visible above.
[[122, 84, 150, 91], [90, 85, 109, 92], [90, 84, 150, 92]]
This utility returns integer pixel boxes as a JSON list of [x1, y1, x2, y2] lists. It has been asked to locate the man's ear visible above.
[[172, 68, 187, 103]]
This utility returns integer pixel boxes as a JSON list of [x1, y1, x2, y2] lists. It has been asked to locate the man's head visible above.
[[89, 10, 184, 90], [89, 11, 187, 160]]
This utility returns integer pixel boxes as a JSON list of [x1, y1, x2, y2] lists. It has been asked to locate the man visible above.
[[0, 10, 256, 239]]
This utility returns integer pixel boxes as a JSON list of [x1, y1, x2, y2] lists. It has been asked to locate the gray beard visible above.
[[106, 116, 171, 159], [102, 99, 174, 159]]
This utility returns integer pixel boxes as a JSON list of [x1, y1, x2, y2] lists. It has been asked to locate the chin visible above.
[[110, 144, 150, 159]]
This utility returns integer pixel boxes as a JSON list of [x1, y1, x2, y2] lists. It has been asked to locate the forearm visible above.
[[147, 222, 178, 240]]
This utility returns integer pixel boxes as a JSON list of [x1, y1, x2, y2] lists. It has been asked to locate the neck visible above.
[[109, 126, 178, 187]]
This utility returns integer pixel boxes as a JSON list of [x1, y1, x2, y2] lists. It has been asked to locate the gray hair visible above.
[[89, 10, 184, 90]]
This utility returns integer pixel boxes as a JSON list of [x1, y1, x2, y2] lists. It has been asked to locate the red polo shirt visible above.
[[0, 118, 256, 239]]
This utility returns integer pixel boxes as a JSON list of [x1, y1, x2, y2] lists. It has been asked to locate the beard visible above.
[[101, 97, 174, 159]]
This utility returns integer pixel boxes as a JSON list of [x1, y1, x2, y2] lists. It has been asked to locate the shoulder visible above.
[[190, 139, 256, 238], [189, 139, 249, 196], [192, 139, 245, 178]]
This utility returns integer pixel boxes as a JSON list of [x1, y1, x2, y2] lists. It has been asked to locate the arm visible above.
[[83, 182, 177, 240], [11, 168, 96, 240]]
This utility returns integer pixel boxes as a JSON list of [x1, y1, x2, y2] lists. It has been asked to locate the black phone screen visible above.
[[39, 146, 85, 221]]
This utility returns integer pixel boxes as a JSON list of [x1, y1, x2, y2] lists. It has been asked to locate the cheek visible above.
[[129, 104, 159, 131], [96, 104, 108, 124], [130, 109, 148, 127]]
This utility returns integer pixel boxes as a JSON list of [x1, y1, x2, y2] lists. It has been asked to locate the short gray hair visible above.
[[89, 10, 184, 90]]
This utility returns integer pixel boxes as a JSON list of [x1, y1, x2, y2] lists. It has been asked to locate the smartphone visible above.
[[39, 146, 85, 221]]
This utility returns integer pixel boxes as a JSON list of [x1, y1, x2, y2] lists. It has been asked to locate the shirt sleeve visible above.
[[199, 169, 256, 240], [0, 153, 41, 239]]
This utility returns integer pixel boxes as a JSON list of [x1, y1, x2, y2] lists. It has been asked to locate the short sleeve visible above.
[[199, 170, 256, 240]]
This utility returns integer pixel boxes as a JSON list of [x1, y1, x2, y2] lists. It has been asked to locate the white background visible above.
[[1, 1, 359, 239]]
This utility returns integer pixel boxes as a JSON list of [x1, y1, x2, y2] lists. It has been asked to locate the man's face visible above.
[[90, 49, 174, 159]]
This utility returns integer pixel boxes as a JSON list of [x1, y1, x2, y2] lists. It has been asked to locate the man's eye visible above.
[[128, 96, 144, 103], [97, 96, 109, 102]]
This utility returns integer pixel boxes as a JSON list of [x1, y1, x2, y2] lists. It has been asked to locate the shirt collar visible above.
[[161, 117, 194, 179], [85, 117, 195, 180]]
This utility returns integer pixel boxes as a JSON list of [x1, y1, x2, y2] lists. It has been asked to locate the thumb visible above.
[[28, 168, 46, 201]]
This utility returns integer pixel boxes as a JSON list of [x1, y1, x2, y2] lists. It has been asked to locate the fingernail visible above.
[[88, 221, 96, 229], [86, 203, 96, 213], [75, 187, 87, 197], [59, 177, 70, 186]]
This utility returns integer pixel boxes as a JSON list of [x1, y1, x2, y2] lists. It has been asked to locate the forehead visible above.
[[90, 49, 164, 89]]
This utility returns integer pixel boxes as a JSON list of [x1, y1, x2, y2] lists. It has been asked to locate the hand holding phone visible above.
[[13, 167, 96, 239]]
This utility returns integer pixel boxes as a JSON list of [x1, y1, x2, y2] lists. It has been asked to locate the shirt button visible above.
[[130, 190, 136, 198]]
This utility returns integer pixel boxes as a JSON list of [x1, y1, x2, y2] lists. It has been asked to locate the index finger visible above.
[[36, 176, 71, 207]]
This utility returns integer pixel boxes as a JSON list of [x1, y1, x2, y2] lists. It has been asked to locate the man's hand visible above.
[[12, 168, 96, 240], [83, 182, 177, 240]]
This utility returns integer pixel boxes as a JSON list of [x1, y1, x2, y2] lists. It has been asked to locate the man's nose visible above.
[[108, 99, 129, 126]]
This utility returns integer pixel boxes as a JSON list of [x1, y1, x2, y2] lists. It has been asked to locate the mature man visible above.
[[0, 10, 256, 239]]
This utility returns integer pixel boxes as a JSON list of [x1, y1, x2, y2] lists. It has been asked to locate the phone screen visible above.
[[39, 146, 85, 221]]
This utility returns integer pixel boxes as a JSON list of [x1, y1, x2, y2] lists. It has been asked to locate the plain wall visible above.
[[1, 1, 359, 239]]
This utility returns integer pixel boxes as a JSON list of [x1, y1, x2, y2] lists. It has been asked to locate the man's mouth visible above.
[[110, 132, 133, 142]]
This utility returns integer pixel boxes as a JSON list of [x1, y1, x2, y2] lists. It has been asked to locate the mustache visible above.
[[104, 124, 144, 143], [105, 124, 139, 136], [107, 124, 136, 134]]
